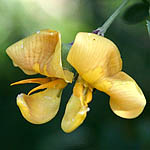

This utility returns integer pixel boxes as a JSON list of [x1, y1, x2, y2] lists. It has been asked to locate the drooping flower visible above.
[[62, 32, 146, 132], [6, 29, 73, 124]]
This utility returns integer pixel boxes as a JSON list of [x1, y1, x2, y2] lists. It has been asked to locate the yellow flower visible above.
[[6, 29, 73, 124], [63, 32, 146, 132], [7, 30, 146, 133]]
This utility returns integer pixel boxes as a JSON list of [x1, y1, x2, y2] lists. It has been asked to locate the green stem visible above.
[[146, 20, 150, 37], [146, 7, 150, 37], [94, 0, 129, 35]]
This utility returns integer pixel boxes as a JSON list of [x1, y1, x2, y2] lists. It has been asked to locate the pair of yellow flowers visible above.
[[6, 29, 146, 133]]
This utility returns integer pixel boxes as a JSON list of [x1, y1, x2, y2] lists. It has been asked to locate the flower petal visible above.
[[61, 76, 92, 133], [61, 94, 88, 133], [67, 32, 122, 84], [102, 72, 146, 119], [17, 88, 62, 124], [6, 29, 73, 82]]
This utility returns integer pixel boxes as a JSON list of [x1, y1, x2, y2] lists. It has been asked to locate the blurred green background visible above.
[[1, 0, 150, 150]]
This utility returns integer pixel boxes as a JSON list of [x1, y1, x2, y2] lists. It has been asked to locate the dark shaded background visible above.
[[1, 0, 150, 150]]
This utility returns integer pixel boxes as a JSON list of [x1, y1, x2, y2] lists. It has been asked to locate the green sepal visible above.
[[61, 43, 75, 73]]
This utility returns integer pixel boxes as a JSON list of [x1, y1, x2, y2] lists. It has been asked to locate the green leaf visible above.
[[146, 20, 150, 37], [143, 0, 150, 4], [123, 3, 149, 24]]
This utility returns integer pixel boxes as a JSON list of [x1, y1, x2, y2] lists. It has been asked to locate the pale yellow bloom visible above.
[[6, 30, 146, 133], [6, 29, 73, 124], [65, 32, 146, 132]]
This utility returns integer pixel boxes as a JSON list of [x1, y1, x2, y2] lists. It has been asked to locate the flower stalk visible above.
[[93, 0, 129, 36]]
